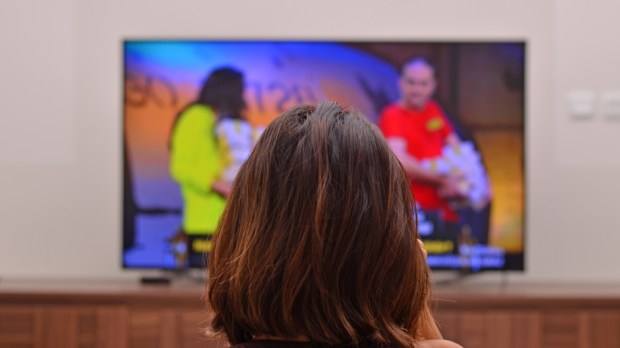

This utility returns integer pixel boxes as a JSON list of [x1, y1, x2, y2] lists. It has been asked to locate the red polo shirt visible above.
[[379, 101, 458, 222]]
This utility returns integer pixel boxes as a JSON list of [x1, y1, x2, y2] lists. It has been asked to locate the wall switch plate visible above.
[[601, 91, 620, 121], [567, 91, 596, 120]]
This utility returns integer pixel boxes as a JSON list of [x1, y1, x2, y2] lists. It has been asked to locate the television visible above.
[[123, 40, 525, 271]]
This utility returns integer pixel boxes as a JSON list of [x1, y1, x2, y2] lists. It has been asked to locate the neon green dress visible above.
[[170, 104, 226, 235]]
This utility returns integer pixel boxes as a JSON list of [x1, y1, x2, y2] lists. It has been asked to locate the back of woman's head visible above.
[[198, 66, 245, 118], [207, 101, 431, 347]]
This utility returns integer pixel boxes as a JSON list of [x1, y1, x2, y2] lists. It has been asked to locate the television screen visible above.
[[123, 40, 525, 271]]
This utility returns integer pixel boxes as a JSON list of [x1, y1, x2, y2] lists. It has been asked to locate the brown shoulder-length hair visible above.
[[206, 101, 433, 347]]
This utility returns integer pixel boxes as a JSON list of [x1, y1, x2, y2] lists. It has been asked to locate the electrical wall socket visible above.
[[601, 91, 620, 121]]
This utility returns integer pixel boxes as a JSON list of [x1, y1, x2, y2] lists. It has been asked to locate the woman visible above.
[[206, 101, 461, 348], [169, 67, 245, 264]]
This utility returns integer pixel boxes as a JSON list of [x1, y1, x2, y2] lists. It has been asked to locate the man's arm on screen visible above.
[[385, 137, 444, 185]]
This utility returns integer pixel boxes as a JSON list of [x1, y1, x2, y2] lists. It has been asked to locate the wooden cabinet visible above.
[[435, 310, 620, 348], [433, 285, 620, 347], [0, 281, 225, 348], [0, 281, 619, 348]]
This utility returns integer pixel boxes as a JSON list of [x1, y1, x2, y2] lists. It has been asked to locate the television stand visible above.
[[433, 269, 510, 286], [433, 270, 476, 286], [139, 276, 172, 285], [139, 268, 206, 286], [2, 280, 619, 347]]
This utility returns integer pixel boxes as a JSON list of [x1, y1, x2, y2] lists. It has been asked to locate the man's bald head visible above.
[[399, 57, 437, 110], [401, 57, 437, 79]]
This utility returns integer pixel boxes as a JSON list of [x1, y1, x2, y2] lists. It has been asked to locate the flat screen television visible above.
[[123, 40, 525, 271]]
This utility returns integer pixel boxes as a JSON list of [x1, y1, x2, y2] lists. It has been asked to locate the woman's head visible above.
[[207, 101, 431, 347], [198, 67, 245, 119]]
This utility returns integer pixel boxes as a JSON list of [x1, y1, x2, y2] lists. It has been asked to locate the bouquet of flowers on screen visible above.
[[421, 141, 491, 211]]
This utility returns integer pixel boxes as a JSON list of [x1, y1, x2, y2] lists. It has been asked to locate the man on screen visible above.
[[379, 58, 490, 253]]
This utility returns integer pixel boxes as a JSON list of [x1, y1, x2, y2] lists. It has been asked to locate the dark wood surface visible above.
[[0, 279, 206, 306], [2, 279, 619, 305], [1, 280, 619, 348]]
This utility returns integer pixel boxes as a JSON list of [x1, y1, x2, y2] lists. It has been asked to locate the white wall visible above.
[[542, 0, 620, 280], [0, 0, 618, 281]]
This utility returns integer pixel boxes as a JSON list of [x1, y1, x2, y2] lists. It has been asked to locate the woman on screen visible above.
[[169, 67, 246, 265], [206, 101, 461, 348]]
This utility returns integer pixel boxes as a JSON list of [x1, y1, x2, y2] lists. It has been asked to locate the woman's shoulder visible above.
[[231, 339, 462, 348], [415, 339, 463, 348], [182, 103, 215, 118], [231, 340, 315, 348], [176, 103, 216, 127]]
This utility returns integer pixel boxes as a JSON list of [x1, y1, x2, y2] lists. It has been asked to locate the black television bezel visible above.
[[121, 38, 527, 272]]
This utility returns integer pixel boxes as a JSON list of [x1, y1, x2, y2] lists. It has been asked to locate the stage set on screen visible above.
[[123, 41, 525, 271]]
